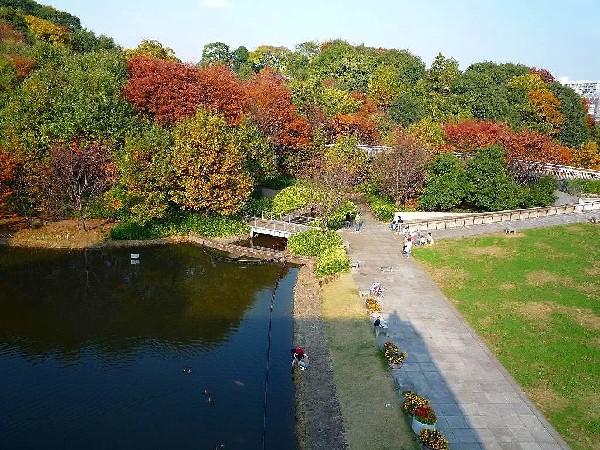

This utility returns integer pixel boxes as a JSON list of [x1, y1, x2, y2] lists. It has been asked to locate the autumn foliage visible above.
[[443, 120, 572, 165], [329, 98, 380, 145], [123, 57, 202, 125], [196, 64, 249, 125], [0, 23, 25, 42], [245, 68, 311, 149], [0, 149, 16, 212]]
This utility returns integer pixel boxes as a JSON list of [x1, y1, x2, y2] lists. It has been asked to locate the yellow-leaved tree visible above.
[[171, 108, 253, 215]]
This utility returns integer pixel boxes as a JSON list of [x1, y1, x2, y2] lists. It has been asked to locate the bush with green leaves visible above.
[[314, 247, 351, 277], [288, 229, 350, 277], [465, 145, 521, 211], [326, 200, 358, 229], [419, 152, 467, 211], [110, 212, 248, 240], [287, 229, 342, 257], [365, 192, 397, 221], [520, 175, 557, 208], [565, 179, 600, 195], [271, 184, 312, 215], [261, 174, 296, 190], [243, 197, 274, 217]]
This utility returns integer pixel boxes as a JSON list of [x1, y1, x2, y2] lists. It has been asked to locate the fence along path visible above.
[[249, 212, 319, 238]]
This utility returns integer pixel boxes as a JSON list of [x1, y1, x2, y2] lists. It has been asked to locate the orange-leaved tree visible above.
[[123, 56, 201, 125], [196, 63, 249, 126], [571, 141, 600, 170], [328, 96, 381, 145], [171, 108, 253, 215], [0, 148, 16, 214], [443, 120, 572, 165], [245, 67, 311, 150]]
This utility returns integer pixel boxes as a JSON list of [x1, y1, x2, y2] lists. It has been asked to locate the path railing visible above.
[[249, 212, 319, 238], [402, 200, 600, 232]]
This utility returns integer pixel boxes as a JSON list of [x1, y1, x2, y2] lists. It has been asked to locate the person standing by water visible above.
[[345, 212, 352, 229], [354, 212, 363, 232]]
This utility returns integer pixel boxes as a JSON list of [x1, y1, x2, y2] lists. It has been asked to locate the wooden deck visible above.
[[249, 215, 318, 238]]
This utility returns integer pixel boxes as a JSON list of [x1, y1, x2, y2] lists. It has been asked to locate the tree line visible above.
[[1, 0, 599, 230]]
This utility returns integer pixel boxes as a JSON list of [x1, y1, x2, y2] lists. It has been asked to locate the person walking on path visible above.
[[354, 212, 363, 232], [403, 236, 412, 257]]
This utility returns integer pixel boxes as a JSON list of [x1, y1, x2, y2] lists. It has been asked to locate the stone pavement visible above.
[[341, 210, 580, 450], [430, 210, 598, 241]]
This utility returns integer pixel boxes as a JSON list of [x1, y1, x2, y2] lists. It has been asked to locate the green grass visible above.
[[413, 223, 600, 450], [321, 273, 418, 450]]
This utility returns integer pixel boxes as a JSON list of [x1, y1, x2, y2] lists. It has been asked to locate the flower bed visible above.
[[403, 392, 429, 415], [419, 428, 449, 450], [414, 406, 436, 425], [365, 296, 381, 313], [383, 342, 407, 367]]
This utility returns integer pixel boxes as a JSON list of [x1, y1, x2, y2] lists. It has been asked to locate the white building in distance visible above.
[[558, 77, 600, 121]]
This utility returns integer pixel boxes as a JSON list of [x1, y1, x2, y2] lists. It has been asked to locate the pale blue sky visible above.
[[44, 0, 599, 80]]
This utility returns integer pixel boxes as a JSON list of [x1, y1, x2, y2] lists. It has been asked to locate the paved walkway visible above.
[[340, 210, 586, 450]]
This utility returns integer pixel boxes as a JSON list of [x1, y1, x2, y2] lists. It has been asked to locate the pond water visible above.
[[0, 244, 298, 450]]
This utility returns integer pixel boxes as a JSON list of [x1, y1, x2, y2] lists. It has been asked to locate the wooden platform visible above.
[[249, 216, 318, 238]]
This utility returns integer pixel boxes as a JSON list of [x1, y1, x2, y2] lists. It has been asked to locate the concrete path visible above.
[[430, 210, 598, 241], [341, 210, 582, 450]]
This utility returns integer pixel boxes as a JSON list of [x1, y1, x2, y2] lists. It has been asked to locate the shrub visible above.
[[326, 200, 358, 230], [287, 229, 342, 257], [465, 145, 521, 211], [271, 184, 312, 215], [110, 212, 248, 240], [365, 192, 397, 221], [243, 197, 274, 217], [419, 152, 467, 211], [288, 229, 350, 277], [314, 247, 351, 277], [520, 175, 557, 208], [261, 174, 296, 190], [565, 179, 600, 195]]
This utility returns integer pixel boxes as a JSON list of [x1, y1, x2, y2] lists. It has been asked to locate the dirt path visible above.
[[292, 266, 348, 450]]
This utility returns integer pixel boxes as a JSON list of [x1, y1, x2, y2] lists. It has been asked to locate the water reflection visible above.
[[0, 244, 298, 449], [0, 245, 286, 357]]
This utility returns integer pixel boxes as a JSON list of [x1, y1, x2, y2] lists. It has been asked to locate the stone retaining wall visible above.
[[403, 201, 600, 232]]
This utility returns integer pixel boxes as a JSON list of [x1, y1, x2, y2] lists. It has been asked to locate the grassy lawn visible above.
[[321, 273, 418, 450], [413, 223, 600, 450]]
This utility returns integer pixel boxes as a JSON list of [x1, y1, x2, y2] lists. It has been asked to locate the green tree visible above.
[[308, 40, 376, 92], [550, 81, 591, 148], [465, 145, 521, 211], [171, 108, 253, 215], [111, 124, 174, 225], [0, 49, 136, 157], [200, 41, 230, 66], [389, 92, 425, 127], [125, 39, 178, 61], [230, 45, 251, 77], [418, 152, 466, 211]]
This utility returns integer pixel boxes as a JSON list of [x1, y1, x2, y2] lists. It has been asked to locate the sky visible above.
[[43, 0, 600, 80]]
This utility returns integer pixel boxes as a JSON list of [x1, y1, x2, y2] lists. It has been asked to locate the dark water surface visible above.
[[0, 244, 298, 450]]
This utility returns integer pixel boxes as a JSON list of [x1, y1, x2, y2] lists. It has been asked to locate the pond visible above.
[[0, 244, 298, 450]]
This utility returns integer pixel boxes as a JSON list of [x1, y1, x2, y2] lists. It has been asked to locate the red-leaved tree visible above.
[[0, 148, 16, 214], [123, 56, 201, 125], [245, 68, 311, 149], [196, 63, 249, 125], [443, 120, 572, 165]]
